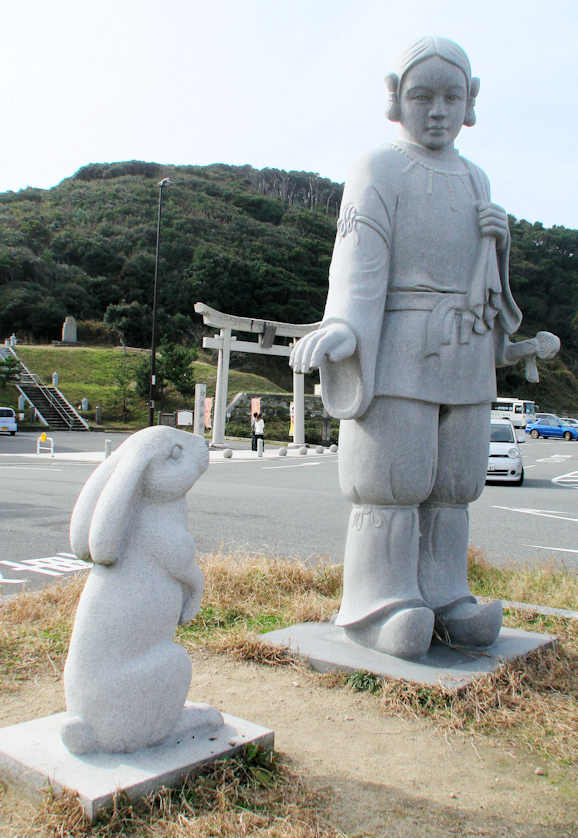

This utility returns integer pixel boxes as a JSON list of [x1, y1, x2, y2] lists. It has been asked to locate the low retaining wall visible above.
[[226, 392, 326, 423]]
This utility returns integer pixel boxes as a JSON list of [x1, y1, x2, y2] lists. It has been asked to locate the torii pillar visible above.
[[194, 302, 320, 447]]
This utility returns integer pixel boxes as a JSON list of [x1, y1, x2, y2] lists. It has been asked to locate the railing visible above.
[[11, 349, 89, 430], [18, 374, 74, 428]]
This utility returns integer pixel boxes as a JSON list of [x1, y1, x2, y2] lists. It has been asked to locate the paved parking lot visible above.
[[0, 431, 576, 595]]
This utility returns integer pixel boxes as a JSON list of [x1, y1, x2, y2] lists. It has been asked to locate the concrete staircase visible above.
[[1, 346, 89, 431]]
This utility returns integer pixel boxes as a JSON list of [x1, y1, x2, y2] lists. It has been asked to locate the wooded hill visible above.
[[0, 160, 576, 408]]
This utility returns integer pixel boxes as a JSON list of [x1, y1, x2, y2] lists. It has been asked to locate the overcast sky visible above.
[[1, 0, 576, 227]]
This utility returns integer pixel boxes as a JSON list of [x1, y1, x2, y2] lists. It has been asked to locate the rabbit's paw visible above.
[[179, 590, 203, 624], [173, 703, 224, 739], [61, 715, 99, 755]]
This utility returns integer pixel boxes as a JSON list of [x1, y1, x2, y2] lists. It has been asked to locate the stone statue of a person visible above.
[[291, 36, 559, 660]]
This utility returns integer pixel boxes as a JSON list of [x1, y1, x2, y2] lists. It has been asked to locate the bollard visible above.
[[257, 438, 264, 457], [36, 433, 55, 457], [104, 439, 112, 458]]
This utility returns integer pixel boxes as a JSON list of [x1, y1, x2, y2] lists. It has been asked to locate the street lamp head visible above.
[[158, 178, 173, 187]]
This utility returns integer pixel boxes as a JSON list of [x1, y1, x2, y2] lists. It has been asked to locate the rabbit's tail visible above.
[[61, 715, 99, 755]]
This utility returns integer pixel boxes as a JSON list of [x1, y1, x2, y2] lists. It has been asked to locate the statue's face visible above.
[[399, 56, 467, 151]]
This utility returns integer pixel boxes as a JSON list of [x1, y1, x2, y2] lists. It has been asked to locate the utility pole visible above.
[[148, 178, 171, 426]]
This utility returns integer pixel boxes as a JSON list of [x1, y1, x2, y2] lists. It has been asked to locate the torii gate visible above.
[[195, 302, 320, 446]]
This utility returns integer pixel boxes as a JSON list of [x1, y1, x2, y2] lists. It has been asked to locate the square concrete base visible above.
[[0, 704, 274, 822], [261, 623, 556, 688]]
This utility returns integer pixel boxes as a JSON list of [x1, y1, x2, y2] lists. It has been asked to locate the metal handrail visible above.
[[9, 348, 88, 430], [19, 376, 73, 429], [48, 386, 90, 430]]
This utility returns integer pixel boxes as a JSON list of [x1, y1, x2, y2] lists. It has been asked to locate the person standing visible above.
[[253, 413, 265, 450], [250, 411, 259, 451]]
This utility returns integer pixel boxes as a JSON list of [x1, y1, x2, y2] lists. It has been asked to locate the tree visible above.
[[0, 355, 20, 388], [104, 301, 152, 348], [159, 344, 197, 399], [134, 353, 166, 402], [112, 353, 133, 422]]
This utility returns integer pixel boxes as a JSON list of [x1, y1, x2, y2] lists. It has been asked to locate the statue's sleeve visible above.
[[319, 154, 394, 419]]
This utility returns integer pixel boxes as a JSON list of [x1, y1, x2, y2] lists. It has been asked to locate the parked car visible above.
[[487, 418, 524, 484], [525, 416, 578, 441], [0, 407, 17, 435], [560, 417, 578, 428]]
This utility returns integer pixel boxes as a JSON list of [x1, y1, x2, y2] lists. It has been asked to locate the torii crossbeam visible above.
[[194, 302, 320, 446]]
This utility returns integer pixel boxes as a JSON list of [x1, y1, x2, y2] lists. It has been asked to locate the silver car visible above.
[[0, 407, 17, 435], [487, 418, 524, 485]]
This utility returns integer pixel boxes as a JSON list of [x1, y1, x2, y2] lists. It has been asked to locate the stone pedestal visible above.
[[0, 704, 274, 822], [261, 622, 556, 688]]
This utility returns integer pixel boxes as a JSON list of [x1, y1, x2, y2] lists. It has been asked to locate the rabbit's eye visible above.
[[170, 443, 184, 461]]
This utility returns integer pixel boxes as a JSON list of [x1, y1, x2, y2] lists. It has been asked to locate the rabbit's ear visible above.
[[70, 450, 122, 561], [88, 437, 154, 565]]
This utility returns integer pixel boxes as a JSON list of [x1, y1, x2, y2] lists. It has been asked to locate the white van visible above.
[[490, 397, 536, 429], [487, 418, 524, 485], [0, 407, 17, 435]]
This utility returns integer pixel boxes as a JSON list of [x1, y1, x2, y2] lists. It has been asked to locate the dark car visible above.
[[525, 416, 578, 441]]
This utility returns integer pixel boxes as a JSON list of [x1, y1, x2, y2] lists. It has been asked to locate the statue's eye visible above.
[[170, 444, 183, 461]]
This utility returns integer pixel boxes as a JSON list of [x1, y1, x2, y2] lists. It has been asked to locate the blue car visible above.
[[525, 416, 578, 441]]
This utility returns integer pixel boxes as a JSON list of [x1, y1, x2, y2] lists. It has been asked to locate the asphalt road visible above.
[[0, 430, 576, 595]]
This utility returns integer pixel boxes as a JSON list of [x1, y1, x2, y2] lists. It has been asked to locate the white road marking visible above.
[[0, 466, 63, 471], [552, 470, 578, 488], [493, 506, 578, 523], [528, 544, 578, 554], [0, 554, 90, 576], [262, 462, 321, 470], [0, 560, 62, 576], [536, 455, 573, 463], [0, 575, 26, 584]]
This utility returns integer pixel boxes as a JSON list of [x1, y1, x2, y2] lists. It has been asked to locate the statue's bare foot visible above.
[[435, 598, 502, 648], [345, 606, 434, 660]]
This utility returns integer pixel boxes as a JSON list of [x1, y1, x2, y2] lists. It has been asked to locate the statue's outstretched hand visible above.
[[478, 201, 509, 250], [290, 322, 356, 374]]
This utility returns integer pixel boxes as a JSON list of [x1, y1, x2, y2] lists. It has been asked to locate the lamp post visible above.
[[148, 177, 172, 426]]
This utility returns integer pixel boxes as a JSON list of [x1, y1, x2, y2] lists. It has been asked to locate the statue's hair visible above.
[[386, 36, 479, 127]]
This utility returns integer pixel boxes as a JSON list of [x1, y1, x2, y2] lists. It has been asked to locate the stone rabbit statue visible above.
[[61, 426, 222, 754]]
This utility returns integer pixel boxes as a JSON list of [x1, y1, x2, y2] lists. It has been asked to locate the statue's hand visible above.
[[290, 323, 357, 374], [534, 330, 560, 360], [523, 331, 561, 383], [478, 201, 509, 250]]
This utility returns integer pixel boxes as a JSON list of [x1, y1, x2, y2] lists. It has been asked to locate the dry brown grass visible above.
[[199, 552, 342, 617], [2, 751, 342, 838], [0, 574, 86, 693], [1, 548, 576, 825], [467, 547, 578, 610], [377, 643, 577, 765]]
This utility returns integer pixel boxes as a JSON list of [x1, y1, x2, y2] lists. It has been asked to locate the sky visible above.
[[1, 0, 577, 227]]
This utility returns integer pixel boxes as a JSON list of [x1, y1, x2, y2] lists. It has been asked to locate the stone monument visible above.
[[61, 315, 78, 344], [290, 36, 560, 661]]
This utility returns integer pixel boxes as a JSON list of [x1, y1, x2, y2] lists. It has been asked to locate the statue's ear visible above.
[[385, 73, 401, 122], [463, 76, 480, 127]]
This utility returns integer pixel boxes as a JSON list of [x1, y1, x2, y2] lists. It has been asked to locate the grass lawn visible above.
[[10, 345, 287, 429]]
